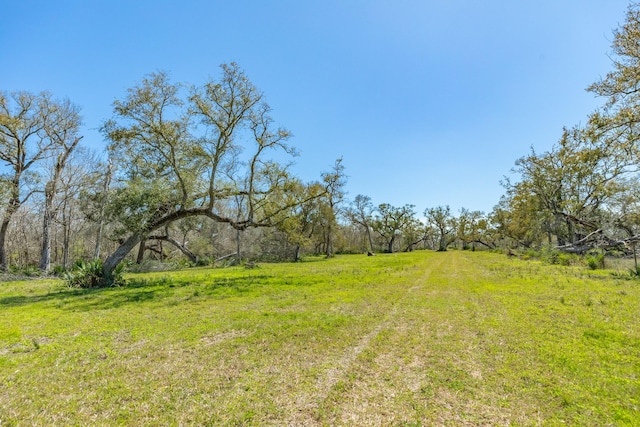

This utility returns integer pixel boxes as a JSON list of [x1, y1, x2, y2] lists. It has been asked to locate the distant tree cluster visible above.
[[341, 198, 491, 254]]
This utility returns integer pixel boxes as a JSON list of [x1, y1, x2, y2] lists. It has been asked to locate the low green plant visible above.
[[540, 246, 559, 264], [26, 265, 42, 277], [50, 265, 67, 277], [63, 259, 125, 288], [557, 252, 579, 266], [194, 256, 212, 267], [586, 253, 605, 270], [524, 248, 539, 259], [628, 265, 640, 278], [9, 264, 42, 277]]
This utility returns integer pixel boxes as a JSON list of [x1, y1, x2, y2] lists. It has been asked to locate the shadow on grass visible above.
[[0, 274, 272, 311]]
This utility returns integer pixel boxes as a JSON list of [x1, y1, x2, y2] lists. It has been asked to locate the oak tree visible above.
[[100, 64, 305, 280]]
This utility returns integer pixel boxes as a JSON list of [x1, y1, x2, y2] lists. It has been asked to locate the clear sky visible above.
[[0, 1, 631, 214]]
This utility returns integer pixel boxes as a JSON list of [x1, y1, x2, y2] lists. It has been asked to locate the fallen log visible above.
[[556, 229, 640, 254], [215, 252, 238, 263]]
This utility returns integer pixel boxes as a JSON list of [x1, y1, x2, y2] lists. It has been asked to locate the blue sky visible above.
[[1, 1, 630, 214]]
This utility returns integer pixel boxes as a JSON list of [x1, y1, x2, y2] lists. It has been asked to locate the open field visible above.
[[1, 251, 639, 426]]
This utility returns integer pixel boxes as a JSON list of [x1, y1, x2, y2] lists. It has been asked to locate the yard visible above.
[[1, 251, 638, 425]]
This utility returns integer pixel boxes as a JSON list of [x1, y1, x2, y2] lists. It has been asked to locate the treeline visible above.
[[0, 64, 351, 280], [494, 3, 640, 256], [0, 73, 496, 275], [3, 3, 640, 280]]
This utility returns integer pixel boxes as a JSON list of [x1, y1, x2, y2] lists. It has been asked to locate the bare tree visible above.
[[39, 99, 82, 271], [320, 158, 347, 258], [0, 91, 64, 270]]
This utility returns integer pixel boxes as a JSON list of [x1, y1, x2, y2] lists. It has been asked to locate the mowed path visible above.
[[284, 252, 446, 426], [285, 251, 522, 426]]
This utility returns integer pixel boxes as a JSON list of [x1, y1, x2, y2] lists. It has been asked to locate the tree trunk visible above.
[[136, 240, 146, 264], [387, 235, 395, 253], [39, 210, 53, 271], [215, 252, 238, 263], [101, 208, 214, 277], [438, 233, 448, 251], [100, 203, 274, 279], [0, 216, 11, 271], [103, 233, 144, 279], [567, 218, 575, 244], [94, 161, 112, 260], [60, 197, 73, 269], [366, 226, 375, 253], [325, 224, 334, 258], [236, 229, 242, 264], [39, 183, 55, 271], [294, 244, 301, 262], [0, 177, 21, 271], [94, 221, 105, 260], [62, 221, 71, 269]]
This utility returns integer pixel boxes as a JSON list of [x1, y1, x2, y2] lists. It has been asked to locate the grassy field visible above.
[[0, 251, 639, 426]]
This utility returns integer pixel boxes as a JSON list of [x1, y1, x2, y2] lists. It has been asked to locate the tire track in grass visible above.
[[283, 254, 444, 426]]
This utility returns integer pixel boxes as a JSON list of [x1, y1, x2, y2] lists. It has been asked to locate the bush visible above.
[[25, 265, 42, 276], [540, 247, 560, 264], [51, 265, 67, 277], [63, 259, 125, 288], [9, 264, 42, 277], [194, 257, 212, 267], [519, 246, 581, 266], [585, 253, 605, 270], [629, 265, 640, 278], [556, 253, 575, 266]]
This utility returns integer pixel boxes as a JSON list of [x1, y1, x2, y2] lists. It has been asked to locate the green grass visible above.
[[1, 251, 639, 426]]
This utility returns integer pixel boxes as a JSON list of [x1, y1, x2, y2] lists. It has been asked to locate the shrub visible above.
[[540, 247, 560, 265], [585, 253, 605, 270], [63, 259, 125, 288], [524, 248, 539, 259], [51, 265, 67, 277], [195, 257, 212, 267], [557, 253, 577, 266], [5, 264, 42, 277], [26, 265, 42, 276]]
